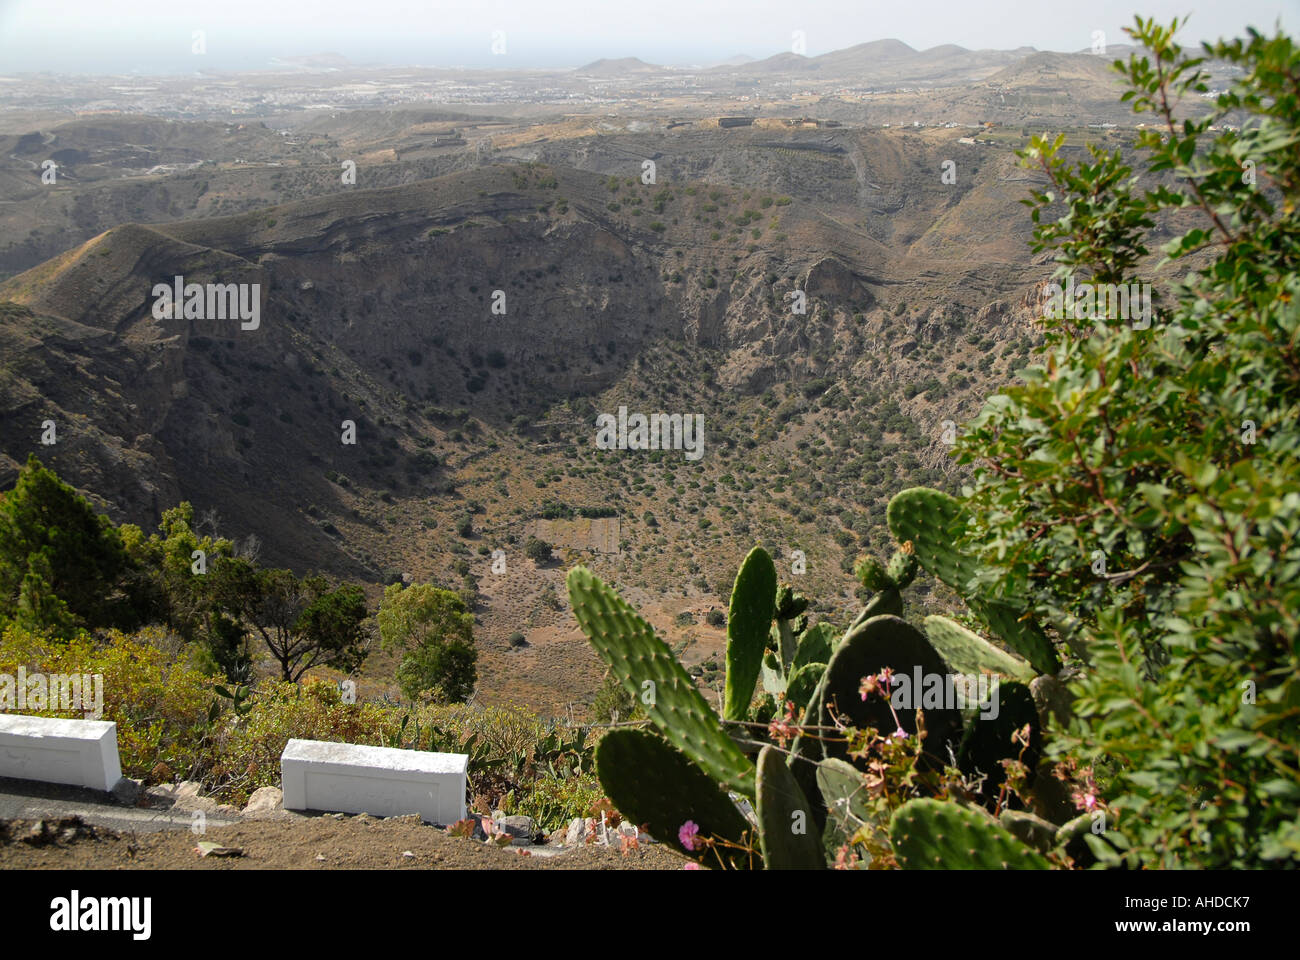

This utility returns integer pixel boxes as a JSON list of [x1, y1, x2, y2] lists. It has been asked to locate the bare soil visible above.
[[0, 815, 681, 870]]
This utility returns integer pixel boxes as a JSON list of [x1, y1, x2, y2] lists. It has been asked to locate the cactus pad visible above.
[[889, 798, 1052, 869], [816, 757, 873, 842], [756, 745, 825, 869], [596, 728, 754, 869], [855, 555, 891, 592], [567, 566, 755, 795], [888, 488, 1059, 675], [819, 615, 964, 767], [785, 661, 825, 711], [923, 615, 1036, 680], [761, 649, 787, 698], [956, 680, 1042, 809], [792, 621, 834, 669], [885, 546, 918, 589], [724, 547, 778, 721], [887, 487, 976, 593], [972, 599, 1060, 676]]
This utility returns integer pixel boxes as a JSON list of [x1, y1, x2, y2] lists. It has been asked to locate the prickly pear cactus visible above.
[[596, 728, 753, 869], [819, 615, 964, 767], [972, 599, 1059, 676], [792, 621, 834, 669], [785, 661, 825, 711], [855, 555, 892, 592], [998, 809, 1060, 853], [956, 679, 1042, 809], [756, 745, 825, 869], [887, 487, 976, 593], [889, 798, 1052, 869], [724, 547, 778, 721], [760, 649, 787, 698], [567, 567, 755, 795], [885, 545, 918, 589], [787, 649, 836, 833], [923, 615, 1035, 680], [888, 488, 1059, 675], [816, 757, 873, 853], [774, 584, 809, 620]]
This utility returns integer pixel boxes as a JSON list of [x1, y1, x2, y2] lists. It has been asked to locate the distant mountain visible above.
[[812, 38, 919, 70], [717, 38, 1041, 85], [985, 50, 1126, 87], [575, 57, 662, 76], [709, 54, 755, 68]]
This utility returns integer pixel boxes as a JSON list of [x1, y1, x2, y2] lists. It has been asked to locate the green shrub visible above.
[[523, 536, 552, 563], [378, 583, 478, 703], [0, 624, 212, 783], [499, 776, 604, 830], [954, 18, 1300, 868]]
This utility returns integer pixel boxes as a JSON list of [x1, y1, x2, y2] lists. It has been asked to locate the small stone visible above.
[[21, 821, 49, 845], [242, 787, 283, 818], [111, 778, 143, 806], [497, 815, 536, 843], [145, 783, 177, 803], [564, 818, 586, 845], [402, 850, 415, 858]]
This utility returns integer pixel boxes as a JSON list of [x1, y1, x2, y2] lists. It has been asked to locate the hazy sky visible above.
[[1, 0, 1296, 73]]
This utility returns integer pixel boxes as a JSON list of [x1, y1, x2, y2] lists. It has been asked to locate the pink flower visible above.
[[678, 820, 700, 851], [683, 862, 702, 870], [768, 699, 799, 746], [1071, 767, 1100, 812], [861, 668, 896, 701], [892, 727, 908, 740]]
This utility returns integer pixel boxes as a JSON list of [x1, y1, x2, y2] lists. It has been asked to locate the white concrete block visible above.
[[280, 739, 467, 824], [0, 714, 123, 793]]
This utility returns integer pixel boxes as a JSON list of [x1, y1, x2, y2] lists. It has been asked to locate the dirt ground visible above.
[[0, 814, 683, 870]]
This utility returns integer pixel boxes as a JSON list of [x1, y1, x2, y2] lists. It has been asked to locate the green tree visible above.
[[0, 455, 129, 635], [952, 18, 1300, 867], [377, 582, 477, 702], [120, 503, 249, 679], [523, 535, 552, 564], [221, 563, 369, 682]]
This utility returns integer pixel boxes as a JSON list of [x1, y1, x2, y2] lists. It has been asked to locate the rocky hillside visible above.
[[0, 145, 1062, 710]]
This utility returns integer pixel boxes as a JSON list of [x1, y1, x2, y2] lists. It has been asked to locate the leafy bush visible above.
[[523, 536, 552, 563], [952, 18, 1300, 867], [0, 624, 213, 782], [499, 776, 604, 830], [378, 582, 478, 703]]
